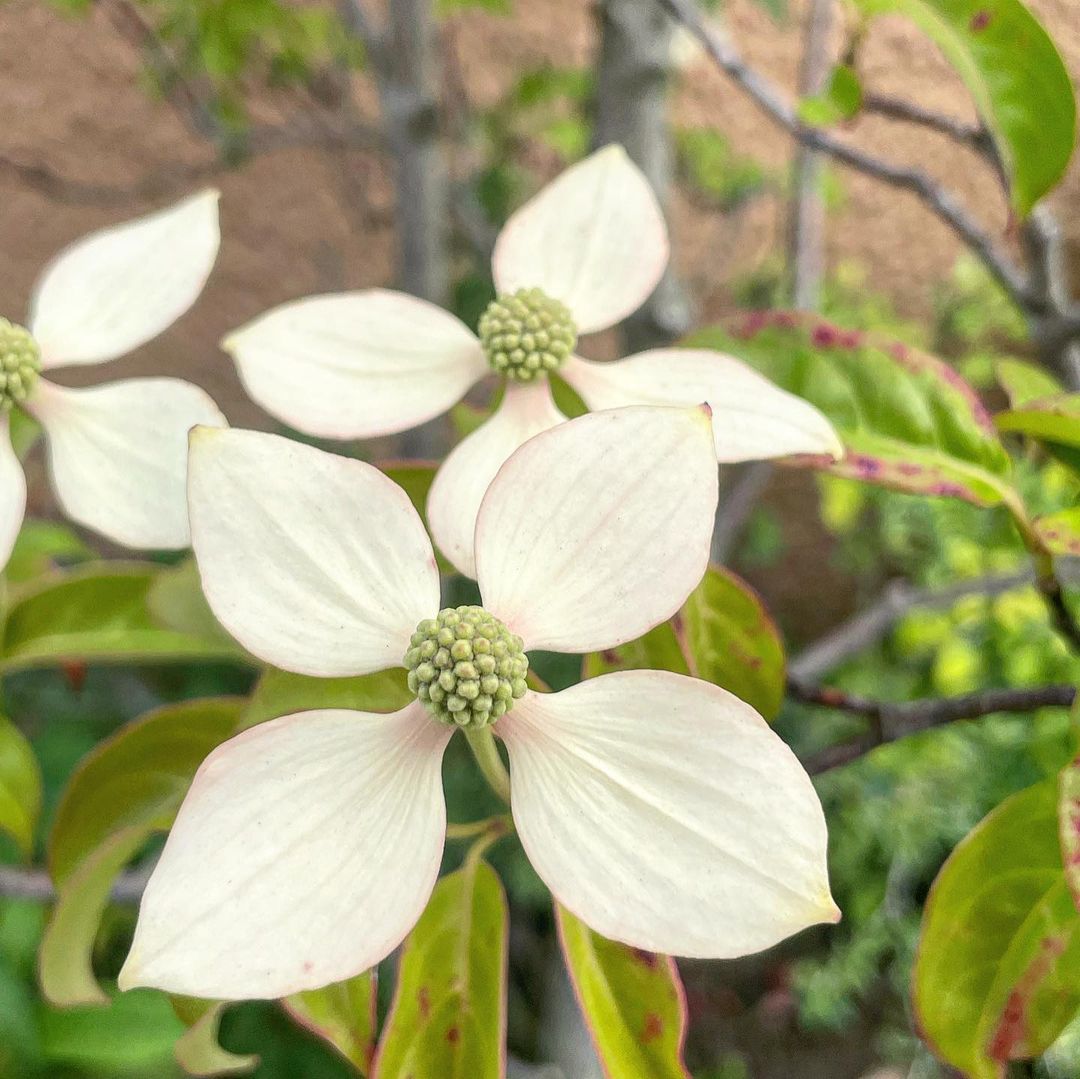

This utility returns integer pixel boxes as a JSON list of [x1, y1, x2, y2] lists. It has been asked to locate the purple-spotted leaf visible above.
[[688, 314, 1013, 506], [914, 779, 1080, 1078], [0, 715, 41, 860], [581, 622, 689, 681], [682, 566, 785, 720], [373, 857, 508, 1079], [41, 699, 244, 1006], [1059, 757, 1080, 912], [171, 999, 258, 1077], [284, 972, 377, 1074], [1034, 509, 1080, 559], [557, 905, 690, 1079]]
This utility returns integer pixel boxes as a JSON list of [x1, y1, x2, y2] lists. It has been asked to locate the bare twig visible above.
[[796, 681, 1077, 774], [653, 0, 1033, 311], [789, 570, 1034, 681], [0, 864, 150, 905], [712, 461, 774, 563], [860, 93, 992, 158]]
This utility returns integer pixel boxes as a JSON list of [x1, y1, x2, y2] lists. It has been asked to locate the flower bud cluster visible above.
[[0, 319, 41, 413], [405, 605, 528, 729], [478, 288, 576, 382]]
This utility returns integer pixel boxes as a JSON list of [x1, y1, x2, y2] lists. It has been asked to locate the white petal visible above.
[[188, 427, 439, 677], [476, 406, 717, 653], [120, 704, 451, 999], [0, 419, 26, 570], [563, 350, 844, 462], [29, 190, 220, 368], [428, 381, 567, 579], [492, 145, 668, 335], [28, 378, 226, 550], [500, 671, 838, 957], [224, 290, 487, 439]]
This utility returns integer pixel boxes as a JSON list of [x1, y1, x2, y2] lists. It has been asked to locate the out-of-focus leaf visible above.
[[689, 314, 1013, 506], [147, 558, 239, 650], [1034, 508, 1080, 558], [682, 566, 785, 720], [853, 0, 1076, 214], [8, 410, 40, 460], [997, 392, 1080, 476], [172, 998, 258, 1077], [1058, 757, 1080, 911], [240, 667, 411, 731], [996, 358, 1064, 408], [913, 780, 1080, 1078], [0, 563, 246, 673], [581, 622, 689, 681], [798, 64, 862, 126], [38, 987, 184, 1069], [41, 699, 244, 1006], [373, 858, 507, 1079], [0, 716, 41, 860], [557, 905, 690, 1079], [3, 520, 93, 587], [284, 971, 377, 1073]]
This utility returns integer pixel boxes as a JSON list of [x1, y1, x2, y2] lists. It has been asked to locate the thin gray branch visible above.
[[712, 461, 774, 563], [0, 864, 150, 905], [860, 92, 992, 157], [653, 0, 1034, 311], [789, 569, 1034, 681]]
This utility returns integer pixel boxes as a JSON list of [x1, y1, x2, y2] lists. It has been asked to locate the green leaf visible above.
[[581, 621, 689, 682], [996, 358, 1063, 408], [0, 716, 41, 860], [682, 566, 785, 721], [798, 64, 862, 126], [374, 859, 507, 1079], [852, 0, 1076, 213], [49, 697, 245, 884], [996, 391, 1080, 476], [1058, 756, 1080, 911], [147, 558, 239, 651], [687, 314, 1013, 506], [284, 971, 377, 1073], [913, 779, 1080, 1078], [556, 905, 690, 1079], [3, 520, 93, 587], [172, 999, 258, 1077], [1034, 508, 1080, 558], [1, 563, 247, 674], [41, 699, 244, 1006], [240, 666, 411, 731]]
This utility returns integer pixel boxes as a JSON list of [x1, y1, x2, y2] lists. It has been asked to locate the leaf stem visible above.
[[445, 814, 512, 841], [464, 727, 511, 805]]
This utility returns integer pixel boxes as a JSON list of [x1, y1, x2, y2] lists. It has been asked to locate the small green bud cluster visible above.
[[405, 605, 528, 729], [478, 287, 577, 382], [0, 319, 41, 413]]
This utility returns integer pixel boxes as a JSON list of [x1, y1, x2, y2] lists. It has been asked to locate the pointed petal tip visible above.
[[116, 955, 141, 993], [188, 424, 223, 446], [826, 898, 843, 924]]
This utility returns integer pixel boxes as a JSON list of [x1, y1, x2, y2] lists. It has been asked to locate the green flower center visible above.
[[0, 319, 41, 413], [405, 605, 529, 730], [478, 287, 577, 382]]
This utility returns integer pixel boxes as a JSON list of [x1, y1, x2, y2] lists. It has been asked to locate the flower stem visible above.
[[445, 814, 512, 841], [464, 728, 512, 805]]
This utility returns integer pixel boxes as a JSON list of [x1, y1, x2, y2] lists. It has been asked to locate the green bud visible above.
[[405, 605, 528, 729], [0, 319, 41, 414], [478, 287, 577, 383]]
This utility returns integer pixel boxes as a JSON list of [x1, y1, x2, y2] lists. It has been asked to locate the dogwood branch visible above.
[[0, 864, 150, 905], [796, 681, 1078, 774], [653, 0, 1033, 311]]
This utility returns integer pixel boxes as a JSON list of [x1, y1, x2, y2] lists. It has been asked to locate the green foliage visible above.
[[283, 973, 377, 1074], [173, 999, 259, 1077], [0, 718, 40, 861], [374, 856, 507, 1079], [798, 65, 863, 126], [689, 314, 1014, 506], [675, 128, 770, 211], [557, 905, 689, 1079], [914, 779, 1080, 1078], [852, 0, 1076, 214]]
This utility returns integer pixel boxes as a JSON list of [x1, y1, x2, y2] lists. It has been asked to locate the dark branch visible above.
[[0, 864, 149, 905], [860, 93, 993, 157], [795, 681, 1078, 774], [653, 0, 1035, 312]]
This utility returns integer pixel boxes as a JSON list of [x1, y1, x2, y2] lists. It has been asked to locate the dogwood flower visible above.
[[119, 407, 837, 1000], [0, 191, 226, 569], [223, 144, 841, 578]]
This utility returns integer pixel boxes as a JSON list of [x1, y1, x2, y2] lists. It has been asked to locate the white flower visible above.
[[0, 191, 226, 568], [223, 144, 842, 578], [119, 407, 837, 1001]]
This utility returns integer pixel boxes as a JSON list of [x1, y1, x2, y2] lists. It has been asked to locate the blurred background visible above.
[[1, 0, 1079, 1076]]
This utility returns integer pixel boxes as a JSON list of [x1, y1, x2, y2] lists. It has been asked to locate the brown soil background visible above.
[[1, 0, 1077, 633]]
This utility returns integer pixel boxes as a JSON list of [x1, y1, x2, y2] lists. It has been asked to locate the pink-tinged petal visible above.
[[27, 377, 226, 550], [188, 427, 438, 677], [224, 290, 487, 439], [475, 406, 716, 653], [119, 704, 451, 1000], [29, 190, 220, 368], [492, 145, 668, 335], [500, 671, 838, 958], [0, 418, 26, 570], [428, 381, 567, 579], [563, 350, 843, 462]]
